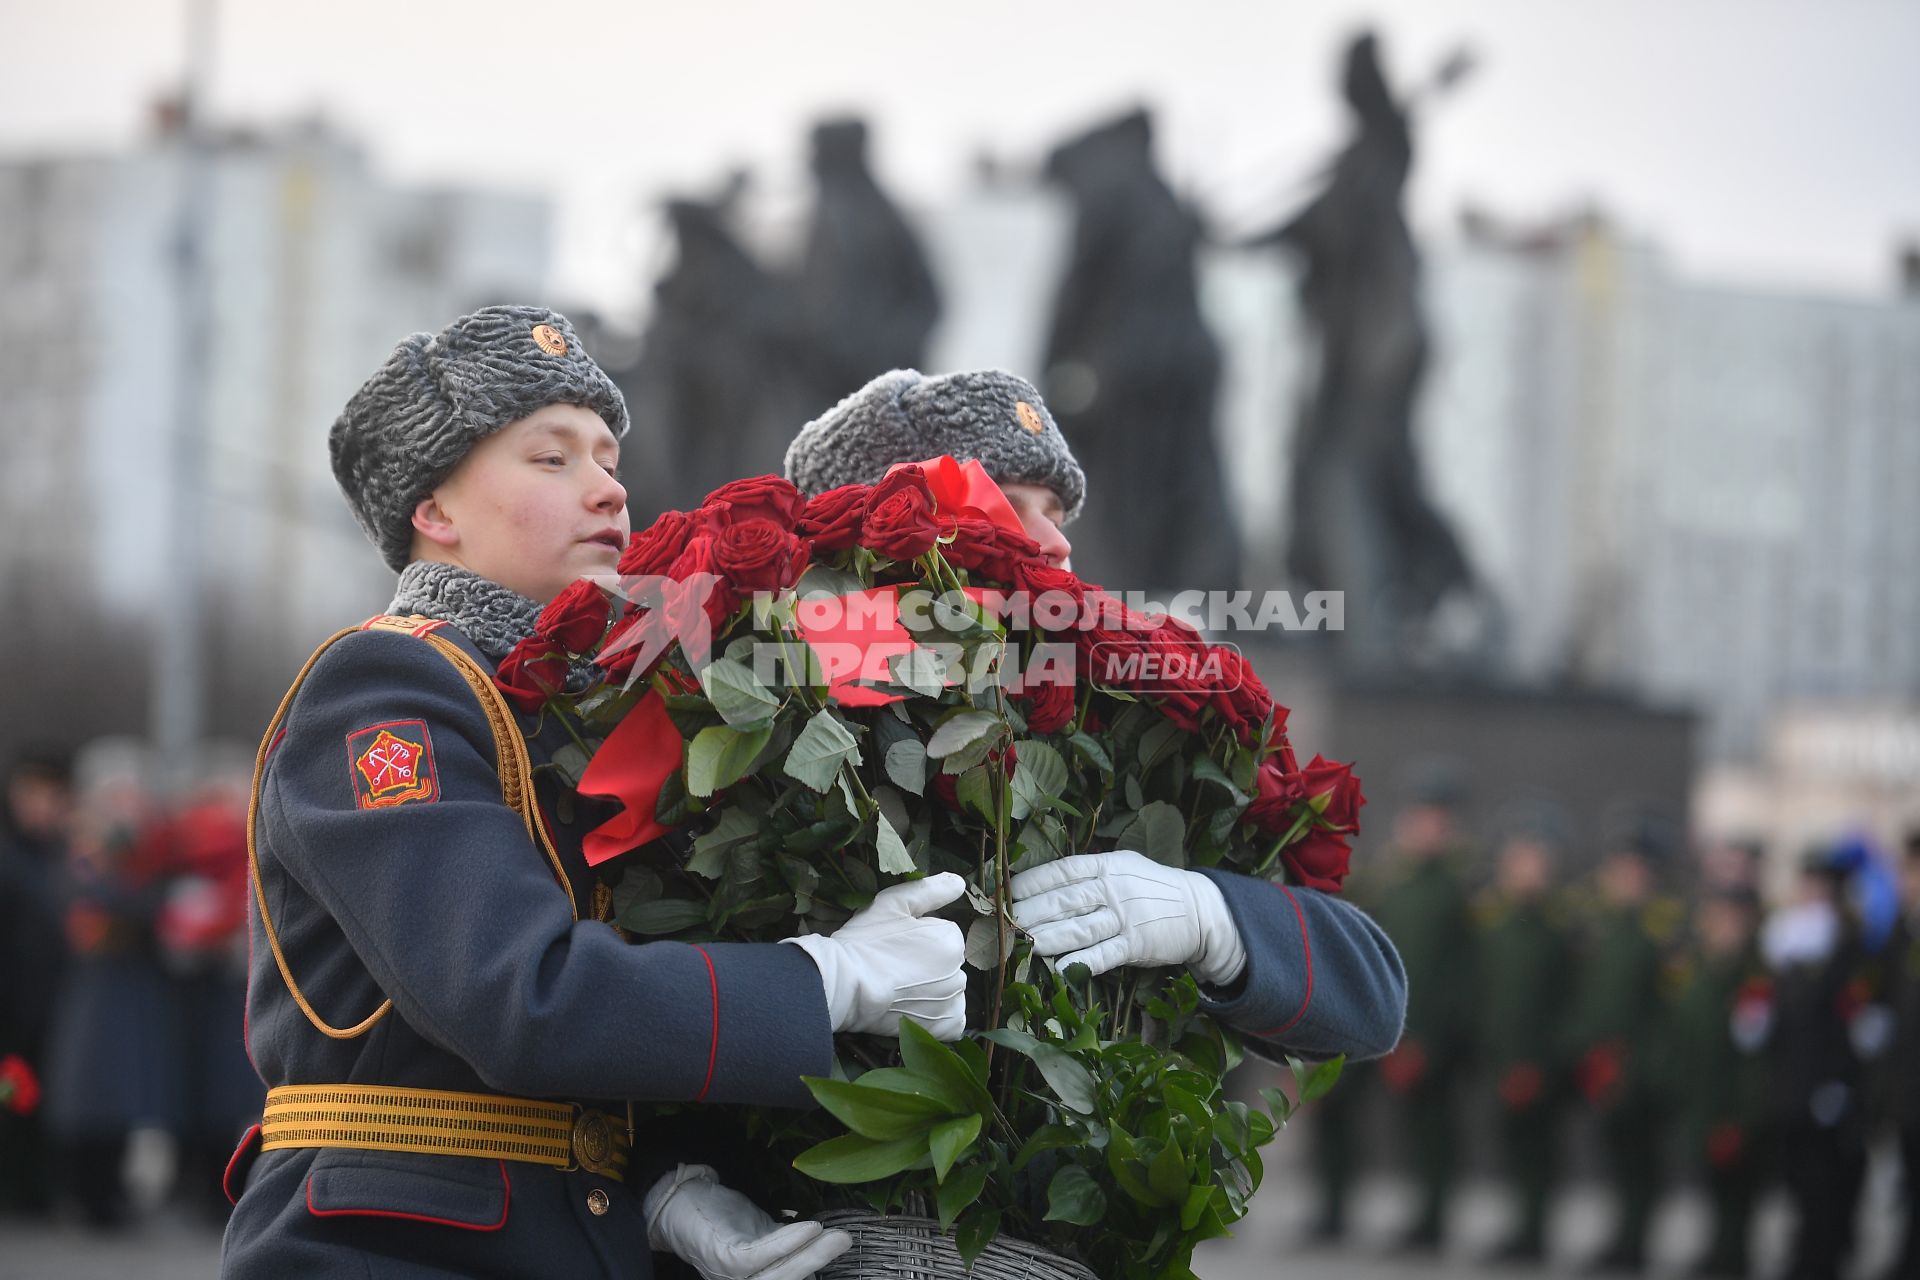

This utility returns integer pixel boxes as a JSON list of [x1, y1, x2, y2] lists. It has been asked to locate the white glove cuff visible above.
[[644, 1163, 719, 1248], [1187, 872, 1248, 988], [780, 934, 852, 1032]]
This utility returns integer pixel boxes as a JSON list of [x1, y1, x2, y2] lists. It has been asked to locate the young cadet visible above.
[[784, 369, 1409, 1067], [222, 306, 969, 1280]]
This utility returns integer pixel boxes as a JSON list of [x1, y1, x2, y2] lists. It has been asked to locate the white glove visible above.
[[781, 872, 968, 1040], [1010, 851, 1247, 986], [645, 1166, 851, 1280]]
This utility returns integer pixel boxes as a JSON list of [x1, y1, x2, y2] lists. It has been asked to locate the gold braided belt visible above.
[[262, 1084, 630, 1182]]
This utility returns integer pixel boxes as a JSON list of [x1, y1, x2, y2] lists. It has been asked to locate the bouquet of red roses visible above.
[[499, 458, 1361, 1280]]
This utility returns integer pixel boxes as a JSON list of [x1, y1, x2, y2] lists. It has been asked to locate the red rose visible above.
[[944, 516, 1042, 584], [797, 484, 870, 552], [538, 579, 611, 654], [495, 639, 570, 712], [932, 772, 960, 811], [860, 468, 941, 561], [1205, 647, 1274, 744], [713, 518, 809, 593], [1016, 670, 1076, 735], [618, 510, 695, 577], [1300, 754, 1364, 833], [1012, 562, 1087, 632], [1246, 759, 1307, 834], [667, 536, 740, 630], [1279, 753, 1364, 892], [701, 475, 805, 529], [1281, 825, 1353, 891], [0, 1055, 39, 1116], [598, 610, 650, 680]]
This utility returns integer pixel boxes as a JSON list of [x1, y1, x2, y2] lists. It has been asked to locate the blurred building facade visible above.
[[1418, 215, 1920, 765], [925, 195, 1920, 812], [0, 118, 549, 759]]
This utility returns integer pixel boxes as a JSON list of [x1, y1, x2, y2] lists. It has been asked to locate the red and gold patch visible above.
[[345, 720, 438, 810]]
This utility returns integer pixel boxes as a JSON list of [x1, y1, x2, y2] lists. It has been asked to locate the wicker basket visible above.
[[814, 1212, 1100, 1280]]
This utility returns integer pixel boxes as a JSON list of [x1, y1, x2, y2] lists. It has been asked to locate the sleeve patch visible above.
[[346, 720, 439, 809]]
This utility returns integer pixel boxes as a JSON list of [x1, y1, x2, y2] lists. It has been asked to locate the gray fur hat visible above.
[[783, 369, 1085, 521], [330, 305, 630, 572]]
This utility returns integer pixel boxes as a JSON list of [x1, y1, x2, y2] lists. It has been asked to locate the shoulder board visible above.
[[360, 613, 450, 638]]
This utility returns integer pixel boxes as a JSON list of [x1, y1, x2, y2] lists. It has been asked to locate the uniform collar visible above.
[[387, 562, 542, 661]]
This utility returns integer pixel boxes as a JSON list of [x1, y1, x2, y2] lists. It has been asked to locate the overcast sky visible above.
[[2, 0, 1915, 319]]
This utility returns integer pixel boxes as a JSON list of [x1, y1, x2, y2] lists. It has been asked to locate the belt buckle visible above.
[[569, 1105, 627, 1180]]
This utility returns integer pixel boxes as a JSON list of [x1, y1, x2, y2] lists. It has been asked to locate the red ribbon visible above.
[[578, 687, 683, 866], [884, 455, 1029, 538]]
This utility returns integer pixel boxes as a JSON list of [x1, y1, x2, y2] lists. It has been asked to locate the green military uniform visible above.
[[1475, 887, 1573, 1260], [1883, 908, 1920, 1279], [1565, 893, 1681, 1271], [1367, 849, 1478, 1247], [1668, 941, 1772, 1276]]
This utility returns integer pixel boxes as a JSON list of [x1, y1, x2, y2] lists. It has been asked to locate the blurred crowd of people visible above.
[[1311, 776, 1920, 1280], [0, 739, 263, 1229]]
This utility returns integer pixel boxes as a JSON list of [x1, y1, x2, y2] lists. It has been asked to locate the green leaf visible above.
[[929, 1113, 982, 1183], [1013, 1123, 1086, 1170], [1297, 1055, 1345, 1104], [1106, 1124, 1169, 1208], [1190, 755, 1248, 803], [803, 1077, 953, 1141], [1043, 1163, 1107, 1225], [1138, 717, 1183, 772], [1116, 800, 1187, 867], [686, 723, 773, 798], [685, 807, 758, 878], [883, 739, 928, 796], [791, 1131, 929, 1184], [852, 1067, 968, 1112], [615, 897, 709, 935], [1068, 732, 1112, 775], [888, 646, 947, 697], [925, 710, 1000, 760], [1147, 1132, 1189, 1205], [980, 1028, 1097, 1115], [954, 1207, 1002, 1269], [955, 765, 1001, 825], [1180, 1183, 1218, 1232], [797, 563, 866, 599], [964, 915, 1012, 971], [697, 657, 780, 727], [936, 1160, 990, 1231], [550, 742, 590, 787], [1259, 1086, 1294, 1127], [873, 810, 915, 876], [898, 1021, 993, 1114], [1008, 741, 1068, 822], [782, 708, 862, 793]]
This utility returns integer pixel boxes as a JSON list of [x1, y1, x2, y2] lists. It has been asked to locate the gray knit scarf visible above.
[[387, 561, 543, 661], [387, 561, 605, 693]]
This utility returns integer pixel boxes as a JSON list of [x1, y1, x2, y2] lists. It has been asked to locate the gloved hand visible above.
[[1009, 852, 1246, 985], [645, 1165, 851, 1280], [781, 872, 968, 1040]]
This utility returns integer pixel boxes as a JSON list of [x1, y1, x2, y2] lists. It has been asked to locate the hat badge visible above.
[[531, 323, 568, 357], [1015, 401, 1045, 435]]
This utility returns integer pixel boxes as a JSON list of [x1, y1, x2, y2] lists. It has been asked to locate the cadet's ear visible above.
[[411, 493, 460, 550]]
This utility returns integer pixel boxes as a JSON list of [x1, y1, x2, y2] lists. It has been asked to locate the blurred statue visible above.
[[627, 184, 808, 509], [1252, 33, 1485, 671], [1042, 109, 1241, 593], [798, 119, 941, 415]]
